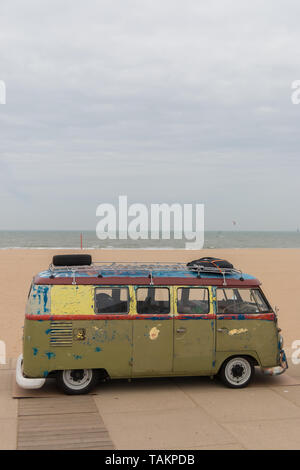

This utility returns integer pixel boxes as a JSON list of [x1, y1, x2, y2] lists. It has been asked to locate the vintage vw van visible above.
[[16, 255, 287, 394]]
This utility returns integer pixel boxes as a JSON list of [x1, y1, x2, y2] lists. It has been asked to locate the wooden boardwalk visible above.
[[17, 396, 115, 450]]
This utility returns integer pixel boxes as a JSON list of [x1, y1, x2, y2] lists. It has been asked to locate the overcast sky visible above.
[[0, 0, 300, 231]]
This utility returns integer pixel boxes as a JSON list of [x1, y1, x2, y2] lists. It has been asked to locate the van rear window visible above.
[[95, 287, 129, 314], [216, 288, 271, 314], [136, 287, 170, 314]]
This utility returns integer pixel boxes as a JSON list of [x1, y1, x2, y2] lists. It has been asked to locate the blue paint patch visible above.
[[32, 347, 38, 356], [28, 285, 51, 315], [73, 354, 82, 360], [95, 347, 102, 352], [177, 316, 212, 321], [45, 352, 56, 359], [45, 329, 51, 335], [43, 371, 49, 377], [36, 267, 257, 281]]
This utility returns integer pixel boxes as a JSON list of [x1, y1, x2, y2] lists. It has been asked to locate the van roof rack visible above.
[[48, 261, 244, 286]]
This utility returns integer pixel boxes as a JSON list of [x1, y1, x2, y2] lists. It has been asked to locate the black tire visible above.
[[219, 356, 254, 389], [56, 369, 98, 395], [52, 254, 92, 267]]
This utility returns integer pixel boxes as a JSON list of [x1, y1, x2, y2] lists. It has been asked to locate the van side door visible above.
[[132, 286, 173, 376], [173, 286, 215, 375]]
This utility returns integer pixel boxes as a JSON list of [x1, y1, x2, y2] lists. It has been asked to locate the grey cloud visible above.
[[0, 0, 300, 230]]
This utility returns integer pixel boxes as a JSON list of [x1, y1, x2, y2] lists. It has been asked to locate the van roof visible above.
[[34, 262, 261, 287]]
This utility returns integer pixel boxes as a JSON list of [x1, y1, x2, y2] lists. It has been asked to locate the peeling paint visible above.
[[27, 285, 51, 315], [228, 328, 248, 336], [45, 352, 56, 359], [51, 285, 94, 315], [149, 326, 160, 340], [73, 354, 82, 360]]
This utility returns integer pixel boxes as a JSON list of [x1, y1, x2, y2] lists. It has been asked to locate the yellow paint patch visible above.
[[149, 326, 160, 340], [228, 328, 248, 336], [129, 286, 136, 315], [51, 285, 94, 315]]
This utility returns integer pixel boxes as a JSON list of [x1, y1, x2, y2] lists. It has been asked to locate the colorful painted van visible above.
[[16, 255, 288, 394]]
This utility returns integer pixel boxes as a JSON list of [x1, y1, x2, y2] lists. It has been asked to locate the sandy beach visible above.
[[0, 248, 299, 361]]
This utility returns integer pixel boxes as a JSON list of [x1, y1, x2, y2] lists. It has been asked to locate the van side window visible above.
[[216, 288, 270, 314], [95, 287, 129, 314], [136, 287, 170, 314], [177, 288, 209, 314]]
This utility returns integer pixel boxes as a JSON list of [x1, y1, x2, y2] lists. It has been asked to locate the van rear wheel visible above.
[[220, 357, 254, 388], [56, 369, 97, 395]]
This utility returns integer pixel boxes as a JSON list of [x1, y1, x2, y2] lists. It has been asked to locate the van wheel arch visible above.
[[217, 354, 258, 374]]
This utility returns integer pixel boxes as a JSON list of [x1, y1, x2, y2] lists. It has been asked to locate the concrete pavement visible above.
[[1, 362, 300, 450]]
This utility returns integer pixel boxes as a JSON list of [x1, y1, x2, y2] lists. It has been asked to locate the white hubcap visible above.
[[225, 358, 251, 386], [63, 369, 93, 390]]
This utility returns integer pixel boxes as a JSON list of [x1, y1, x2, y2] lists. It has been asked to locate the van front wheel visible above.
[[220, 357, 254, 388], [56, 369, 97, 395]]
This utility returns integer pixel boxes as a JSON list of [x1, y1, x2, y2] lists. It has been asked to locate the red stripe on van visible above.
[[217, 313, 275, 321], [34, 276, 261, 287], [25, 313, 274, 321], [25, 314, 173, 321]]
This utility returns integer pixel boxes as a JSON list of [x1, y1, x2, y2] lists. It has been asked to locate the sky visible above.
[[0, 0, 300, 231]]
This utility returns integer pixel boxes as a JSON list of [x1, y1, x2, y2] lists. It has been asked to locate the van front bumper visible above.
[[16, 354, 46, 390], [261, 350, 288, 376]]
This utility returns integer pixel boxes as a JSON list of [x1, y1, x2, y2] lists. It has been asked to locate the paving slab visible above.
[[223, 418, 300, 450], [284, 363, 300, 378], [99, 407, 238, 450], [183, 443, 246, 450], [0, 359, 17, 371], [175, 383, 300, 423], [0, 370, 13, 392], [271, 385, 300, 407], [94, 378, 196, 414], [0, 391, 18, 419], [0, 418, 17, 450]]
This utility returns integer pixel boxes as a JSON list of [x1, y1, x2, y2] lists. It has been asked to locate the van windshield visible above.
[[217, 288, 271, 314]]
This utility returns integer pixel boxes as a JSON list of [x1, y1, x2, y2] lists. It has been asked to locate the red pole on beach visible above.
[[80, 233, 83, 250]]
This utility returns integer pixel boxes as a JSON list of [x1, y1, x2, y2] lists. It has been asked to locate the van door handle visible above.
[[217, 328, 228, 333], [176, 328, 186, 334]]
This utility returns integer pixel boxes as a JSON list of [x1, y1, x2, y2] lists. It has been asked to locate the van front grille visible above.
[[49, 321, 73, 347]]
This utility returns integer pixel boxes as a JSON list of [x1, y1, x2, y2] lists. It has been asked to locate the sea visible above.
[[1, 231, 300, 249]]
